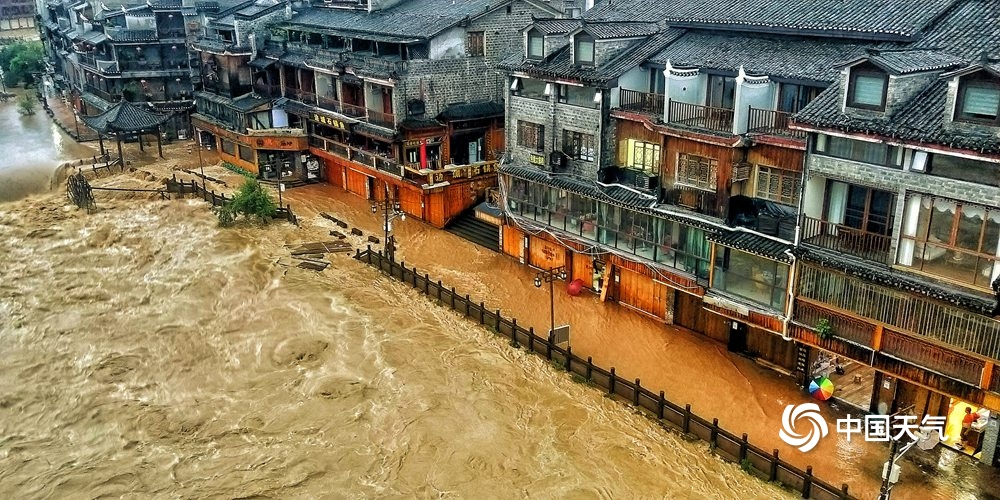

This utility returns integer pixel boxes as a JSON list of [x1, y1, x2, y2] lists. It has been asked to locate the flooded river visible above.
[[0, 195, 791, 498], [0, 92, 94, 203]]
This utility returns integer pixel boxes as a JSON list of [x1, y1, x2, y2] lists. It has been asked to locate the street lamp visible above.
[[534, 265, 568, 340], [370, 185, 406, 262]]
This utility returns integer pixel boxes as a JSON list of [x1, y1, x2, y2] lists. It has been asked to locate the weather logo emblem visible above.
[[779, 403, 829, 452]]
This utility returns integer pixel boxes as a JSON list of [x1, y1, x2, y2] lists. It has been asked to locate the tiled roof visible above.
[[438, 101, 504, 121], [582, 0, 679, 22], [794, 77, 1000, 154], [709, 230, 792, 262], [659, 0, 959, 40], [229, 94, 271, 112], [353, 121, 398, 140], [287, 0, 498, 40], [649, 31, 883, 82], [148, 0, 183, 9], [500, 29, 684, 86], [798, 245, 994, 316], [399, 116, 443, 130], [531, 19, 581, 35], [841, 49, 966, 75], [580, 21, 660, 39], [106, 28, 159, 42], [80, 99, 171, 133], [910, 0, 1000, 60]]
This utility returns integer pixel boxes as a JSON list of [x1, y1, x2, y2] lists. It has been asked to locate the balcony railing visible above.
[[747, 107, 807, 139], [78, 55, 119, 75], [666, 100, 734, 134], [618, 88, 664, 115], [253, 82, 280, 97], [663, 185, 721, 218], [83, 83, 120, 103], [880, 329, 986, 386], [310, 135, 404, 178], [801, 215, 893, 265], [367, 109, 395, 128], [794, 300, 876, 348]]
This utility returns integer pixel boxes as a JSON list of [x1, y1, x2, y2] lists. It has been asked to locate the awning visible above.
[[709, 230, 793, 262]]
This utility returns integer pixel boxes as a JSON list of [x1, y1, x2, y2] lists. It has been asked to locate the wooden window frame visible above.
[[526, 29, 543, 60], [562, 129, 595, 162], [466, 31, 485, 58], [955, 74, 1000, 125], [574, 33, 595, 66], [847, 64, 888, 111], [676, 153, 718, 191], [627, 139, 660, 174], [517, 120, 545, 152], [755, 165, 800, 206]]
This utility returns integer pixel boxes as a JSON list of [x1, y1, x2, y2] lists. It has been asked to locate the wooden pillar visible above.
[[981, 361, 994, 389], [872, 324, 884, 351], [138, 129, 145, 152], [98, 134, 105, 156], [116, 133, 124, 164], [156, 125, 163, 158]]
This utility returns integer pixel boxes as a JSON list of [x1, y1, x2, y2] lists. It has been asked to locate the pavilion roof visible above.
[[80, 99, 172, 133]]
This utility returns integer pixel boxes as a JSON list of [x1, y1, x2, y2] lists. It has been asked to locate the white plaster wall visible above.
[[614, 66, 648, 108], [430, 27, 466, 60]]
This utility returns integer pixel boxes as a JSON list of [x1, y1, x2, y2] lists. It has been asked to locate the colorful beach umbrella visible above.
[[809, 377, 835, 401]]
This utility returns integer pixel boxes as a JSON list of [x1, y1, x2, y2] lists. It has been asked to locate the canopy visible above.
[[80, 99, 172, 134]]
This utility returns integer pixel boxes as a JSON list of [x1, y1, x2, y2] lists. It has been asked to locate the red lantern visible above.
[[567, 279, 584, 296]]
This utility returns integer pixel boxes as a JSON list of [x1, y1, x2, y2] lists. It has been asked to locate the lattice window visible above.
[[517, 121, 544, 151], [562, 130, 595, 161], [676, 153, 717, 191], [755, 166, 800, 206]]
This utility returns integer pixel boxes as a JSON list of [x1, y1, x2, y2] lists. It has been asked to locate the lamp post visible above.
[[370, 185, 406, 262], [72, 108, 81, 138], [196, 132, 206, 192], [534, 265, 568, 339]]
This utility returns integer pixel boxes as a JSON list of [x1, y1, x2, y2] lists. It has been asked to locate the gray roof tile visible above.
[[844, 49, 966, 75], [580, 21, 660, 39], [709, 230, 792, 262], [286, 0, 498, 40], [80, 99, 171, 132], [649, 31, 884, 82]]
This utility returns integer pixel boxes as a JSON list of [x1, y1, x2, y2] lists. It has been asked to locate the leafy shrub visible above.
[[217, 178, 276, 226]]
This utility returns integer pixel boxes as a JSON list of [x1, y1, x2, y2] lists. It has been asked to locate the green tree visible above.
[[216, 178, 277, 226], [16, 93, 35, 116], [0, 41, 44, 88]]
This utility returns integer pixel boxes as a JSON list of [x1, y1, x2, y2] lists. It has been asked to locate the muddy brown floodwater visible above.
[[0, 191, 794, 499]]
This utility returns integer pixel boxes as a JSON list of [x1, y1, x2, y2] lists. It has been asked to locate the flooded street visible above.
[[0, 92, 94, 202], [0, 195, 790, 498]]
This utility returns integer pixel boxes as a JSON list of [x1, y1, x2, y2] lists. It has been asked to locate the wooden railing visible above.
[[747, 107, 807, 139], [800, 215, 893, 265], [794, 300, 876, 348], [663, 185, 721, 218], [253, 82, 281, 97], [355, 248, 858, 500], [618, 88, 664, 115], [667, 100, 734, 133], [83, 83, 119, 102], [880, 329, 986, 386]]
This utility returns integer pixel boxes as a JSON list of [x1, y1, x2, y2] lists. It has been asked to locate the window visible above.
[[955, 74, 1000, 124], [676, 153, 718, 191], [562, 130, 595, 161], [221, 139, 236, 156], [898, 194, 1000, 289], [777, 83, 823, 113], [713, 248, 789, 310], [847, 63, 888, 111], [626, 139, 660, 173], [756, 166, 800, 206], [466, 31, 484, 57], [824, 182, 895, 236], [238, 144, 254, 163], [527, 29, 543, 59], [927, 154, 999, 184], [707, 74, 736, 110], [814, 134, 903, 168], [514, 77, 547, 100], [517, 121, 545, 151], [557, 84, 599, 108], [574, 33, 594, 66]]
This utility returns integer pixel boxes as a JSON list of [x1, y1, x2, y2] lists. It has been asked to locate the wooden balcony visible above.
[[794, 299, 876, 348], [253, 82, 280, 98], [800, 215, 893, 265], [747, 107, 806, 139], [663, 185, 721, 218], [618, 88, 664, 115], [83, 84, 119, 103], [667, 100, 734, 134], [880, 329, 986, 386]]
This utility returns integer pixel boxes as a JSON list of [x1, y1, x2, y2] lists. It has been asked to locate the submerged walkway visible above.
[[284, 183, 1000, 500]]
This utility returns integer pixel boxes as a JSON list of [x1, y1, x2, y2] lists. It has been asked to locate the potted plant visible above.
[[815, 318, 834, 340]]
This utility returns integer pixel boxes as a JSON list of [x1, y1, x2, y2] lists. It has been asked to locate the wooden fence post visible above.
[[450, 287, 456, 309], [437, 280, 442, 300], [528, 327, 534, 352], [840, 484, 849, 499], [609, 368, 616, 396], [495, 310, 501, 332], [587, 357, 593, 381], [424, 274, 430, 295], [658, 391, 665, 419], [565, 347, 572, 372], [802, 466, 813, 498], [511, 319, 519, 347], [739, 433, 748, 462], [546, 332, 553, 360], [769, 449, 779, 482], [412, 265, 418, 287], [710, 418, 719, 448], [464, 295, 470, 317], [633, 379, 641, 406], [683, 404, 691, 434], [479, 302, 485, 324]]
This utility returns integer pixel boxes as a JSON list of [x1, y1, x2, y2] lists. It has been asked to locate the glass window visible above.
[[756, 166, 800, 206], [562, 130, 595, 161], [517, 121, 544, 151], [676, 153, 717, 191], [515, 77, 548, 100], [847, 64, 887, 110], [777, 83, 823, 113], [707, 74, 736, 109], [712, 248, 789, 310], [813, 134, 902, 168], [574, 34, 594, 65], [897, 194, 1000, 289], [527, 29, 543, 59], [626, 139, 661, 173], [956, 74, 1000, 123], [221, 139, 236, 156], [238, 144, 254, 162], [927, 154, 999, 184]]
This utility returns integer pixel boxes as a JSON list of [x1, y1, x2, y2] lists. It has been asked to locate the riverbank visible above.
[[0, 179, 794, 499]]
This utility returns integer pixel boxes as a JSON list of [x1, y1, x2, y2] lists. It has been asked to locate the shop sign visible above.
[[311, 113, 348, 130], [529, 153, 545, 166]]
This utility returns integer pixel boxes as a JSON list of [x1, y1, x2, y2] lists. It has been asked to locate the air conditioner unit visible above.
[[634, 173, 659, 191], [549, 151, 567, 170]]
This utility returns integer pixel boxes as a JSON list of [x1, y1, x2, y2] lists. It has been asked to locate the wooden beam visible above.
[[981, 361, 994, 390], [872, 324, 884, 351]]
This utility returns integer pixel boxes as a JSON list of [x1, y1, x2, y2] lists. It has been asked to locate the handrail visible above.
[[667, 99, 734, 133], [747, 106, 807, 139]]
